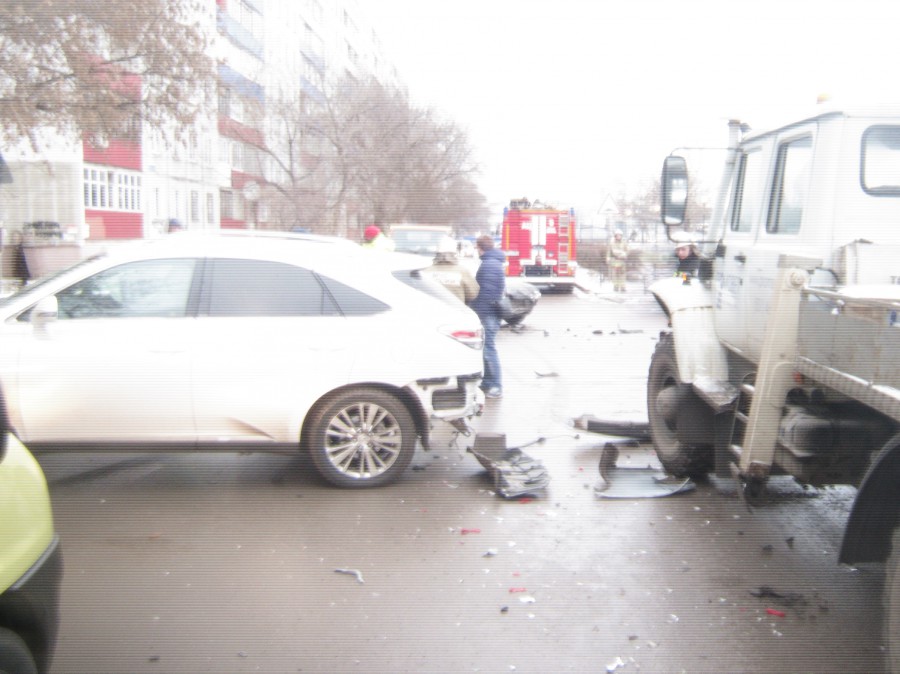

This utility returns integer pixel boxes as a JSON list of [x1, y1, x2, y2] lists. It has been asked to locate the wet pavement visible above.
[[38, 279, 886, 673]]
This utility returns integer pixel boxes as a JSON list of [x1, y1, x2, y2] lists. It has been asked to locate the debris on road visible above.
[[593, 443, 695, 499], [749, 586, 805, 607], [606, 656, 626, 673], [334, 568, 365, 584], [469, 433, 551, 499], [573, 414, 652, 442]]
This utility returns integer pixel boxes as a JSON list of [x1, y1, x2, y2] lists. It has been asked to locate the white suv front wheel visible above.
[[306, 388, 417, 488]]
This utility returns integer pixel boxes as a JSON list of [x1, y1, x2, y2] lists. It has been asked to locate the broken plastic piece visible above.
[[460, 528, 481, 535], [766, 608, 786, 618], [469, 433, 550, 498], [594, 443, 695, 498]]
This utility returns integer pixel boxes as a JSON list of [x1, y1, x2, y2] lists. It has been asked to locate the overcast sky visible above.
[[365, 0, 900, 224]]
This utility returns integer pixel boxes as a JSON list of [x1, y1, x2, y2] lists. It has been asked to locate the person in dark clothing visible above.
[[674, 237, 700, 278], [472, 235, 506, 399]]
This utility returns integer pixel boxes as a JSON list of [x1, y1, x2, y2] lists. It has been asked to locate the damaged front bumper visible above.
[[411, 372, 484, 444]]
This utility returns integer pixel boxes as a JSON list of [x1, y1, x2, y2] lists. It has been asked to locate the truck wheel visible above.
[[647, 332, 713, 478], [886, 525, 900, 673], [305, 388, 417, 488]]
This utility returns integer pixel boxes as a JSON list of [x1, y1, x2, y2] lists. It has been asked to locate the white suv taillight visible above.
[[440, 325, 484, 350]]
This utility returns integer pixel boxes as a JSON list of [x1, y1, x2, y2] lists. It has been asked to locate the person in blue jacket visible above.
[[471, 235, 506, 399]]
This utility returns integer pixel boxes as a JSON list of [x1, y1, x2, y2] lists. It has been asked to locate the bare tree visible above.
[[240, 77, 489, 236], [0, 0, 214, 148], [613, 174, 711, 243], [255, 90, 334, 232], [311, 77, 487, 235]]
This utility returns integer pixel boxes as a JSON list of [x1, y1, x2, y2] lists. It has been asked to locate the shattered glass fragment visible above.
[[606, 656, 626, 672]]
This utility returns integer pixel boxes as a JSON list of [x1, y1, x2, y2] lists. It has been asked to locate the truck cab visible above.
[[650, 107, 900, 672]]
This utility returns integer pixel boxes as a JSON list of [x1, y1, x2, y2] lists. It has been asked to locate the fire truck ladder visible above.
[[556, 213, 571, 275]]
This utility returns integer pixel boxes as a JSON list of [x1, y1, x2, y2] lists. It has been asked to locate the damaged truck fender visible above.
[[649, 276, 729, 387]]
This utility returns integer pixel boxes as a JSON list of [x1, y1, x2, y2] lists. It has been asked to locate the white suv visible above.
[[0, 232, 484, 488]]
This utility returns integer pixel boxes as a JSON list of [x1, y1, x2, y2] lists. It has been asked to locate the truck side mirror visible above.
[[661, 156, 688, 226]]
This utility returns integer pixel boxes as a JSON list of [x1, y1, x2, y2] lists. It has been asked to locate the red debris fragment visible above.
[[460, 528, 481, 535], [509, 587, 527, 593], [766, 608, 786, 618], [518, 498, 534, 504]]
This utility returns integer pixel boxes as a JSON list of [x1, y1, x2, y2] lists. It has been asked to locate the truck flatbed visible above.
[[797, 287, 900, 423]]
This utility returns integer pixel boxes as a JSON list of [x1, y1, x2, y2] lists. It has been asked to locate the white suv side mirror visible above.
[[31, 295, 59, 329]]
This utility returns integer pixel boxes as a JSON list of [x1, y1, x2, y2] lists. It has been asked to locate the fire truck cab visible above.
[[501, 199, 579, 292]]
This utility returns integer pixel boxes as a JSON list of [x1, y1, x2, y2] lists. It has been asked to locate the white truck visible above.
[[649, 106, 900, 669]]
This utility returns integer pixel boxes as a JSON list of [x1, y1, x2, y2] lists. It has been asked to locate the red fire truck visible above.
[[501, 199, 578, 291]]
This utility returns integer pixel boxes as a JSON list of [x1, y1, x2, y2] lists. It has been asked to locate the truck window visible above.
[[862, 125, 900, 195], [730, 148, 766, 233], [767, 136, 812, 235]]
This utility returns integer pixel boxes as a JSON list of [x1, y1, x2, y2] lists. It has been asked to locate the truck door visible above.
[[742, 130, 814, 358], [714, 139, 773, 354], [715, 126, 815, 360]]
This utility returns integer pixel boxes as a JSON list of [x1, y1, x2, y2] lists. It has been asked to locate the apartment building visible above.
[[0, 0, 394, 279]]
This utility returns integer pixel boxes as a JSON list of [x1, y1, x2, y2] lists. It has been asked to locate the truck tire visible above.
[[886, 525, 900, 673], [647, 332, 713, 478]]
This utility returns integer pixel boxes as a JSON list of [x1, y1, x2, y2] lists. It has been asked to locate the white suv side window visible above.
[[204, 259, 389, 317], [55, 259, 196, 319], [206, 259, 334, 317]]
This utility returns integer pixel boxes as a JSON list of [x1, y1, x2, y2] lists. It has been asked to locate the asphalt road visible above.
[[38, 280, 886, 674]]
